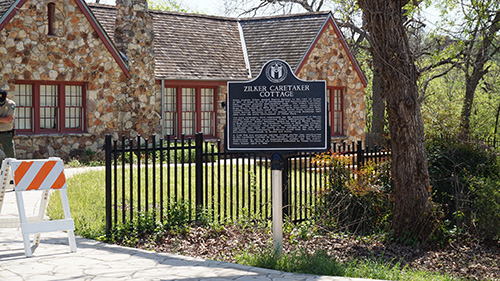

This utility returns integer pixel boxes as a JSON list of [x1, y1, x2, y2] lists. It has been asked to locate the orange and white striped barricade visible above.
[[0, 157, 77, 257]]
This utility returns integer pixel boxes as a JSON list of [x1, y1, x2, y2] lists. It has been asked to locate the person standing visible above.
[[0, 89, 16, 159]]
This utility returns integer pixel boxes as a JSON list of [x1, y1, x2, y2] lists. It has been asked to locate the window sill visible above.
[[15, 132, 92, 138], [330, 135, 347, 140]]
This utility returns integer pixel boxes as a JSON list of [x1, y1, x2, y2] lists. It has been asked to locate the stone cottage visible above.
[[0, 0, 366, 160]]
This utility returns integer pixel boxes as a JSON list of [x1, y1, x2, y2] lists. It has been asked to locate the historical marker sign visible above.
[[227, 59, 328, 152]]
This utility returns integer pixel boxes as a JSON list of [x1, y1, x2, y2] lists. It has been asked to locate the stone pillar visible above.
[[115, 0, 160, 138]]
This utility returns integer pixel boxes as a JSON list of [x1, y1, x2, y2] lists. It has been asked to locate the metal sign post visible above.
[[271, 153, 284, 254], [225, 59, 328, 256]]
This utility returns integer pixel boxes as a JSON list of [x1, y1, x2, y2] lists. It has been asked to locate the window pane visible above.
[[334, 89, 341, 111], [201, 88, 214, 135], [65, 85, 82, 129], [40, 85, 58, 129], [182, 88, 195, 111], [331, 89, 343, 135], [14, 84, 33, 130], [327, 89, 332, 133], [181, 88, 196, 135], [164, 88, 176, 136], [182, 112, 195, 135], [334, 111, 341, 133]]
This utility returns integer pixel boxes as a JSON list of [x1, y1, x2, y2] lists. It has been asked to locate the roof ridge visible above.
[[150, 10, 237, 22], [86, 3, 329, 23], [86, 2, 114, 8], [87, 3, 238, 22], [239, 11, 330, 21]]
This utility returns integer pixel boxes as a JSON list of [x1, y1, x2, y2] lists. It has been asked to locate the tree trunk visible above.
[[459, 74, 482, 137], [358, 0, 434, 239], [458, 10, 500, 137], [371, 67, 386, 146]]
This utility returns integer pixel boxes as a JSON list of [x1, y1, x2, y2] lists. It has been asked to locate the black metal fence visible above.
[[104, 133, 390, 235]]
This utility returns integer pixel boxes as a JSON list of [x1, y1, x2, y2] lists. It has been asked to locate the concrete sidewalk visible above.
[[0, 167, 382, 281]]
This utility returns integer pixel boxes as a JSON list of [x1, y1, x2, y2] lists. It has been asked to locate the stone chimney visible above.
[[114, 0, 160, 137]]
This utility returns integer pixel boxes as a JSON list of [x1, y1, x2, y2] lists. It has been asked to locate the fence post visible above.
[[356, 140, 364, 170], [195, 133, 203, 220], [105, 134, 112, 237]]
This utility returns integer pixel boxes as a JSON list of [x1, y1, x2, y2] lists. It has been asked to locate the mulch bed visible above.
[[123, 225, 500, 280]]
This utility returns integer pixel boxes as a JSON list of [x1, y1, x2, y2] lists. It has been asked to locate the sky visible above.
[[182, 0, 221, 15]]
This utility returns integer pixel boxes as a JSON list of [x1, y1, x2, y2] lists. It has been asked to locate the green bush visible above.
[[311, 152, 393, 234], [469, 176, 500, 241], [160, 140, 218, 163], [119, 140, 218, 164], [427, 134, 500, 241], [67, 149, 105, 167], [109, 200, 194, 246]]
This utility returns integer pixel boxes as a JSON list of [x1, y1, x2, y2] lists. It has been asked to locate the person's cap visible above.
[[0, 90, 6, 103]]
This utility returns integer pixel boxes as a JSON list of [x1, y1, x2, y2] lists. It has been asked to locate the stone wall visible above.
[[0, 0, 160, 160], [297, 20, 366, 143], [115, 0, 161, 139], [216, 85, 227, 140]]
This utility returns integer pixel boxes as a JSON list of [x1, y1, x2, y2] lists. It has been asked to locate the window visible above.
[[164, 86, 216, 137], [327, 87, 344, 136], [47, 3, 56, 36], [14, 82, 86, 134], [164, 88, 176, 136]]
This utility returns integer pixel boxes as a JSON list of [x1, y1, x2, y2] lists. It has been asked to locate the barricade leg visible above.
[[60, 190, 77, 253], [15, 191, 33, 257], [33, 190, 51, 247]]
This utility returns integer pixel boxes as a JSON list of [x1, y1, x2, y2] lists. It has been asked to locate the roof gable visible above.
[[0, 0, 129, 77], [296, 14, 367, 87], [239, 12, 330, 77]]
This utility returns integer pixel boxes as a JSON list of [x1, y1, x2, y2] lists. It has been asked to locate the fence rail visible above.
[[104, 133, 390, 236]]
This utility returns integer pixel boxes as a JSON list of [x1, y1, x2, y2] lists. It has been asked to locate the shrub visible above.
[[108, 200, 194, 246], [311, 151, 393, 234], [160, 140, 218, 163], [427, 134, 500, 241], [119, 140, 218, 164], [67, 149, 104, 167]]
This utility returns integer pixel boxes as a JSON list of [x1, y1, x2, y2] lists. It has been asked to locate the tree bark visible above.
[[371, 67, 386, 146], [358, 0, 433, 239], [460, 72, 483, 137]]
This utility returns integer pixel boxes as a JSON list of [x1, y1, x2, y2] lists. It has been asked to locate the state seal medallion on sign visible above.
[[265, 60, 288, 83]]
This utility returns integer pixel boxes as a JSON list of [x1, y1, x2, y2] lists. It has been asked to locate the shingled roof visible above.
[[88, 3, 117, 41], [239, 13, 329, 77], [152, 12, 248, 80], [0, 0, 15, 18], [87, 4, 336, 81]]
